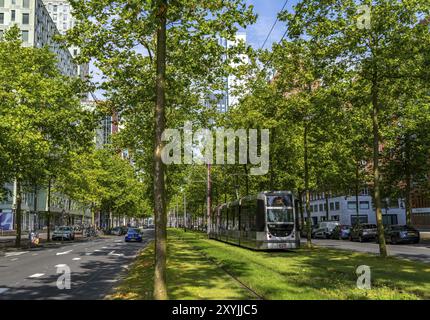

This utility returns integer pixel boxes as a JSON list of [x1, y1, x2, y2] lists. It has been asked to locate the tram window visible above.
[[267, 208, 294, 223], [267, 195, 293, 207]]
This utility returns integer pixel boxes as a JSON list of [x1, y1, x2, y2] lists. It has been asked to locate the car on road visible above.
[[313, 221, 340, 239], [331, 225, 351, 240], [349, 224, 377, 242], [384, 225, 420, 244], [111, 226, 122, 236], [125, 228, 143, 242], [52, 226, 75, 241]]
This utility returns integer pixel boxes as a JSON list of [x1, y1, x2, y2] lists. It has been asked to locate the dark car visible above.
[[120, 226, 129, 235], [349, 224, 377, 242], [331, 225, 351, 240], [300, 225, 318, 238], [125, 228, 143, 242], [384, 225, 420, 244]]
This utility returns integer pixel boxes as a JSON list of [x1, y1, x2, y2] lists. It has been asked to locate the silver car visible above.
[[52, 226, 75, 241]]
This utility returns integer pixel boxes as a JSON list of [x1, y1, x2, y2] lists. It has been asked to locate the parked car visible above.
[[120, 226, 129, 235], [111, 226, 122, 236], [313, 221, 341, 239], [52, 226, 75, 241], [349, 224, 377, 242], [125, 228, 143, 242], [331, 225, 351, 240], [300, 225, 318, 238], [384, 225, 420, 244]]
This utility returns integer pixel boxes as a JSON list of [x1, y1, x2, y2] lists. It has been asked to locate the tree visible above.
[[66, 0, 256, 299], [0, 25, 95, 246], [279, 0, 430, 257]]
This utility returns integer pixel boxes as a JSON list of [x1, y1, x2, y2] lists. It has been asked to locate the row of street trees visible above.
[[0, 26, 147, 246]]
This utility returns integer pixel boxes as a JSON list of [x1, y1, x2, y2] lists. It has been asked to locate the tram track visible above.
[[183, 235, 266, 300]]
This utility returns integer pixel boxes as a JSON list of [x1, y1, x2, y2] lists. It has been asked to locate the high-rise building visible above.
[[208, 32, 248, 114], [0, 0, 76, 76], [42, 0, 89, 82]]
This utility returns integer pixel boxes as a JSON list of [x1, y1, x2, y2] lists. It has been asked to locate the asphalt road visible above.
[[0, 229, 154, 300], [302, 238, 430, 263]]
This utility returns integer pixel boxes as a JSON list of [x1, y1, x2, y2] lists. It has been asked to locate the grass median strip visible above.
[[108, 229, 430, 300]]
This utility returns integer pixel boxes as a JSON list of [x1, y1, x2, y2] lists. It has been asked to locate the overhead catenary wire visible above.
[[260, 0, 290, 50]]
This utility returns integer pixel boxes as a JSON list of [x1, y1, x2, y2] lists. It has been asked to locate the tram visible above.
[[209, 191, 299, 250]]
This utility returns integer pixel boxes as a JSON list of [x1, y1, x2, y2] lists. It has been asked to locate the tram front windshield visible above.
[[266, 195, 294, 223]]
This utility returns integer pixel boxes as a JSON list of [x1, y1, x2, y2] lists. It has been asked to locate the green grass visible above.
[[108, 229, 430, 300]]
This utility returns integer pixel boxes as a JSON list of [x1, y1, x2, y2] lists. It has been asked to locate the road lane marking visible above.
[[56, 250, 73, 256], [29, 273, 45, 278], [108, 250, 124, 257], [85, 252, 92, 256], [72, 257, 81, 261], [94, 249, 101, 252], [0, 288, 9, 294], [5, 251, 28, 257], [32, 253, 38, 256], [55, 264, 67, 268], [10, 258, 18, 261]]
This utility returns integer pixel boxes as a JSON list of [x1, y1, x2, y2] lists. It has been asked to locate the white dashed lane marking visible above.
[[5, 251, 28, 257], [28, 273, 45, 278], [56, 250, 73, 256], [72, 257, 81, 261], [10, 258, 18, 261]]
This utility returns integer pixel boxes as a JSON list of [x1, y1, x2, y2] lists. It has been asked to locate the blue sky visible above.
[[244, 0, 298, 49]]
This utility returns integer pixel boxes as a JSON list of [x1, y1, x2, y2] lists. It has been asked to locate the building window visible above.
[[335, 202, 340, 210], [53, 5, 57, 12], [351, 215, 368, 225], [347, 201, 357, 210], [314, 204, 318, 212], [11, 10, 15, 22], [12, 0, 16, 5], [21, 30, 29, 42], [319, 204, 323, 212], [22, 13, 29, 24], [0, 13, 4, 24], [359, 201, 370, 209], [23, 0, 30, 8], [53, 14, 57, 21], [0, 0, 4, 8], [323, 203, 327, 211], [329, 202, 334, 211], [331, 215, 339, 221]]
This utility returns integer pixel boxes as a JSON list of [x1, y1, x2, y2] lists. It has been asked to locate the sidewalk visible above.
[[0, 232, 93, 252]]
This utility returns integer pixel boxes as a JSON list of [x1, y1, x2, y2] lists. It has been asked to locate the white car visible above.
[[52, 226, 75, 241], [313, 221, 340, 239]]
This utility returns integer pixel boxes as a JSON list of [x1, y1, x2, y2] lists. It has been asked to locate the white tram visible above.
[[209, 191, 299, 250]]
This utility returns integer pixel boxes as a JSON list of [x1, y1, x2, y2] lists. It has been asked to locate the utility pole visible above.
[[183, 193, 187, 231], [207, 163, 212, 236]]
